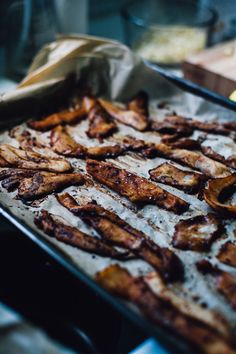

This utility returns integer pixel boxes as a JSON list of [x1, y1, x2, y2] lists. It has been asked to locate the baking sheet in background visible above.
[[0, 35, 236, 347]]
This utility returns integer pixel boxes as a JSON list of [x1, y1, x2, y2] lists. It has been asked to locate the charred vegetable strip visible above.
[[99, 96, 149, 131], [164, 115, 231, 136], [163, 138, 202, 150], [149, 162, 203, 194], [28, 106, 86, 131], [86, 159, 189, 214], [144, 271, 230, 337], [0, 144, 72, 172], [87, 102, 117, 140], [151, 119, 193, 137], [51, 125, 126, 159], [173, 214, 223, 252], [96, 265, 236, 354], [121, 137, 231, 178], [57, 193, 184, 281], [0, 168, 37, 192], [18, 172, 84, 200], [202, 146, 236, 170], [86, 145, 126, 159], [51, 125, 87, 157], [35, 210, 130, 260], [217, 242, 236, 268], [152, 143, 231, 178], [204, 175, 236, 217], [197, 260, 236, 310]]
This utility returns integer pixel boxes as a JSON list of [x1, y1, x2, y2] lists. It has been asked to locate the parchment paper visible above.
[[0, 35, 236, 331]]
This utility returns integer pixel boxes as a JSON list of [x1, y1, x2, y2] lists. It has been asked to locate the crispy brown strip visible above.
[[223, 122, 236, 131], [165, 115, 231, 136], [86, 159, 189, 214], [50, 125, 87, 157], [149, 162, 203, 194], [164, 138, 202, 151], [197, 260, 236, 311], [127, 91, 149, 126], [96, 265, 236, 354], [204, 175, 236, 217], [18, 172, 84, 200], [144, 272, 230, 337], [173, 214, 223, 252], [87, 102, 117, 140], [35, 210, 129, 260], [202, 146, 236, 170], [28, 106, 86, 131], [11, 130, 45, 151], [217, 242, 236, 268], [120, 137, 231, 178], [99, 97, 148, 131], [0, 169, 37, 192], [0, 156, 10, 167], [0, 144, 72, 172], [151, 119, 193, 137], [153, 143, 231, 178], [86, 145, 125, 159], [57, 193, 184, 281], [122, 136, 157, 157], [50, 125, 126, 159]]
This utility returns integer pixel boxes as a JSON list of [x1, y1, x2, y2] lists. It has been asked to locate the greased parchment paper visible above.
[[1, 35, 236, 328]]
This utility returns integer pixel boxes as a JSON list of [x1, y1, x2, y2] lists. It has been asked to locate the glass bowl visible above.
[[121, 0, 218, 66]]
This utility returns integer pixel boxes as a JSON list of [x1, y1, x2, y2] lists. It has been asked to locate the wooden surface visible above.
[[183, 40, 236, 97]]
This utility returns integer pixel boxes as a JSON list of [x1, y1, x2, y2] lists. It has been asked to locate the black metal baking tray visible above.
[[147, 62, 236, 112], [0, 64, 234, 354]]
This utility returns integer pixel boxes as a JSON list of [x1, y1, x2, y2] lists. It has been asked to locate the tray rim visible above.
[[0, 203, 189, 354]]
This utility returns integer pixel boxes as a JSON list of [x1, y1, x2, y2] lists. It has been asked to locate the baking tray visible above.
[[0, 193, 188, 354], [147, 62, 236, 112], [0, 37, 236, 354]]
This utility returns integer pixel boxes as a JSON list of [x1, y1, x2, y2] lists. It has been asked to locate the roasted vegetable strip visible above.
[[86, 145, 125, 159], [57, 193, 184, 281], [0, 157, 10, 167], [202, 146, 236, 170], [0, 144, 71, 172], [151, 119, 193, 137], [172, 214, 223, 252], [11, 130, 45, 151], [149, 162, 203, 194], [144, 271, 230, 337], [86, 159, 189, 214], [18, 172, 84, 200], [96, 265, 236, 354], [87, 102, 117, 140], [99, 97, 148, 131], [164, 138, 201, 151], [121, 137, 231, 178], [152, 143, 231, 178], [122, 136, 157, 157], [164, 115, 231, 136], [0, 168, 37, 192], [50, 125, 126, 159], [0, 168, 36, 181], [204, 175, 236, 217], [127, 91, 149, 127], [51, 125, 86, 157], [217, 242, 236, 268], [197, 260, 236, 310], [35, 210, 130, 259], [28, 106, 86, 131]]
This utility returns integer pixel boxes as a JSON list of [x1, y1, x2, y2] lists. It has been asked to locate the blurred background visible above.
[[0, 0, 236, 89]]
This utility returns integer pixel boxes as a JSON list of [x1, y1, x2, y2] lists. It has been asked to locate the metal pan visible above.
[[0, 64, 234, 354]]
